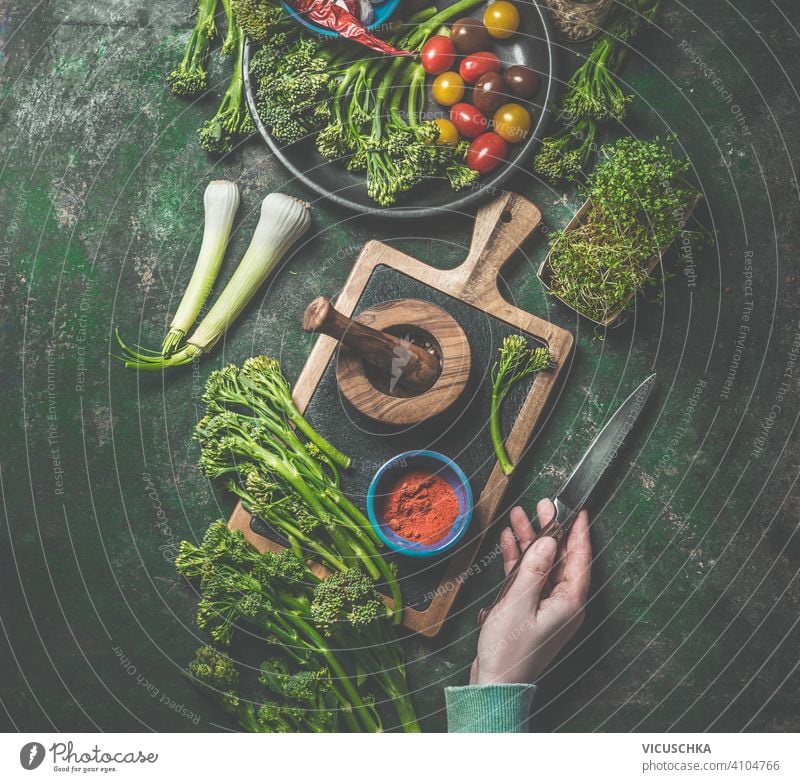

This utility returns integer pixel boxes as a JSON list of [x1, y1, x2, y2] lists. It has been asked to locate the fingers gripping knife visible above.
[[478, 374, 657, 625]]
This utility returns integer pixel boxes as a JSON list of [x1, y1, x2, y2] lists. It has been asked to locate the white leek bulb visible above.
[[163, 180, 240, 355]]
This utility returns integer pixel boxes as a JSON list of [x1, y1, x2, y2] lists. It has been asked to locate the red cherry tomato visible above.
[[466, 132, 508, 174], [421, 35, 456, 75], [459, 51, 502, 84], [450, 102, 489, 139]]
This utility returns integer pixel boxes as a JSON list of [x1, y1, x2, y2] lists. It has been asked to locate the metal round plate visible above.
[[244, 0, 556, 219]]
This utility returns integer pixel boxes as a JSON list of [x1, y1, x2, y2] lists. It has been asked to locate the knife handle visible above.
[[539, 521, 565, 541]]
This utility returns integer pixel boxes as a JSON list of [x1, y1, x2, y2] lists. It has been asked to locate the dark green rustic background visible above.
[[1, 0, 798, 732]]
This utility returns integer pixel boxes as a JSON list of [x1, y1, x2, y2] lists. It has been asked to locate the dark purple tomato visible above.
[[450, 17, 492, 54], [459, 51, 502, 84], [466, 132, 509, 174], [503, 65, 539, 99], [421, 35, 456, 75], [450, 102, 489, 139], [472, 71, 507, 115]]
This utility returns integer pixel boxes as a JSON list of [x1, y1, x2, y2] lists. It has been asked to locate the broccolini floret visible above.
[[167, 0, 218, 96], [187, 645, 337, 732], [198, 21, 255, 154], [250, 38, 334, 146], [231, 0, 293, 43], [490, 336, 554, 475]]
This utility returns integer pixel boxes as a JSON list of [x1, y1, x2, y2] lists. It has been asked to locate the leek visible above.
[[118, 193, 311, 371], [162, 180, 240, 356]]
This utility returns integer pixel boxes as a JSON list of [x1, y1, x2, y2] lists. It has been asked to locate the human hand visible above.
[[470, 499, 592, 685]]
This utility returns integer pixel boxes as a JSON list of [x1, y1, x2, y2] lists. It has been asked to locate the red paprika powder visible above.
[[382, 470, 459, 545]]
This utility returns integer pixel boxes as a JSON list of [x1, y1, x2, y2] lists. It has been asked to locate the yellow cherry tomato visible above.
[[433, 118, 460, 147], [431, 71, 466, 106], [483, 1, 520, 39], [493, 102, 531, 143]]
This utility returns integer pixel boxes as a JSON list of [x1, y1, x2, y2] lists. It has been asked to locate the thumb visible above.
[[507, 536, 558, 608]]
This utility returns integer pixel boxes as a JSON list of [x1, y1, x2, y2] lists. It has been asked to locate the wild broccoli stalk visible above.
[[196, 357, 403, 618], [198, 13, 255, 154], [167, 0, 219, 96], [310, 569, 420, 732], [186, 645, 337, 733], [490, 336, 554, 475], [177, 522, 420, 731], [534, 0, 662, 183], [177, 526, 377, 731], [257, 658, 338, 732], [187, 646, 339, 733]]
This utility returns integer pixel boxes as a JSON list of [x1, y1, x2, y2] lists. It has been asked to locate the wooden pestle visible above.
[[302, 296, 440, 394]]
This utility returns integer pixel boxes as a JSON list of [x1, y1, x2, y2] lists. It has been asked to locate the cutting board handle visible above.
[[452, 192, 542, 304]]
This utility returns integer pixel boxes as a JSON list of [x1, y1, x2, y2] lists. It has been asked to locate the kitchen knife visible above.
[[477, 373, 656, 625], [542, 372, 657, 540]]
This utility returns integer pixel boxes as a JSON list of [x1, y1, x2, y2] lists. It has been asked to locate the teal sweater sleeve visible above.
[[445, 684, 536, 732]]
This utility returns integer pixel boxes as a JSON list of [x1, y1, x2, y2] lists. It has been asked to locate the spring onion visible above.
[[162, 180, 240, 356], [117, 193, 311, 371]]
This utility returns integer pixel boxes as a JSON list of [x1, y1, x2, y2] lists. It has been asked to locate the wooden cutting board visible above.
[[228, 192, 573, 637]]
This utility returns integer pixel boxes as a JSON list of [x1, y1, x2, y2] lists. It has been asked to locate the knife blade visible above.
[[546, 372, 657, 538], [477, 373, 656, 625]]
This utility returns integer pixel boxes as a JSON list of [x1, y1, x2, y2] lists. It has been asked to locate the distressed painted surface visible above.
[[1, 0, 798, 732]]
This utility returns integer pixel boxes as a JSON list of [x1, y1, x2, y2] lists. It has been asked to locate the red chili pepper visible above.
[[288, 0, 412, 56]]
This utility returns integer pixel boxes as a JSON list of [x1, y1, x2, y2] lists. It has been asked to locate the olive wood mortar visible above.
[[303, 296, 472, 426]]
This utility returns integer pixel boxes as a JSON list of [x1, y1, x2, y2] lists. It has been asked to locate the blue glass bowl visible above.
[[366, 450, 473, 558], [280, 0, 401, 38]]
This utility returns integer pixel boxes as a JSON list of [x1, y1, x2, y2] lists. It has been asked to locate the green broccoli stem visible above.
[[406, 63, 426, 128], [388, 66, 411, 125], [168, 0, 218, 95], [367, 660, 420, 731], [371, 56, 407, 139], [354, 625, 421, 732], [223, 25, 246, 113], [198, 22, 253, 153], [235, 485, 349, 572], [236, 587, 366, 732], [278, 606, 383, 732], [329, 492, 403, 622], [237, 702, 264, 732], [220, 0, 237, 54], [271, 520, 348, 571], [490, 384, 515, 476], [317, 492, 383, 579], [406, 6, 438, 25], [240, 373, 349, 468], [283, 406, 350, 470]]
